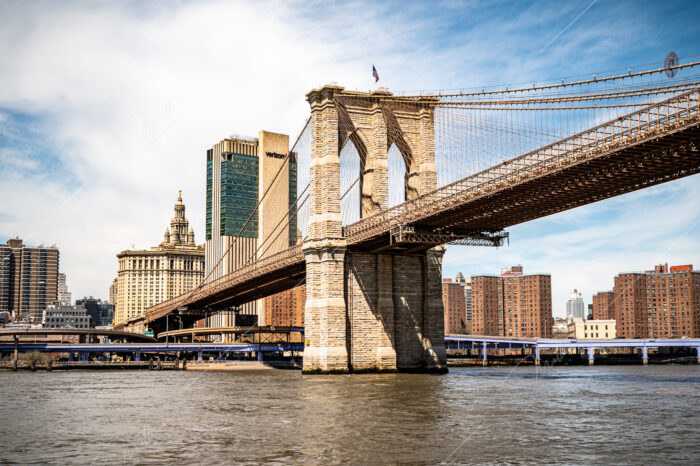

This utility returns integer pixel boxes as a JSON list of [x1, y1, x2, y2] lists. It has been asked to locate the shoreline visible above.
[[0, 360, 302, 372]]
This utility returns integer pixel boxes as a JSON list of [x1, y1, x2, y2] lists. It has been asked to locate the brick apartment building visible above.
[[471, 265, 553, 338], [442, 278, 467, 334], [263, 285, 305, 327], [592, 291, 615, 320], [596, 264, 700, 338]]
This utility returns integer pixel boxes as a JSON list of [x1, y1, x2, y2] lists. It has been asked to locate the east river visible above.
[[2, 366, 699, 464]]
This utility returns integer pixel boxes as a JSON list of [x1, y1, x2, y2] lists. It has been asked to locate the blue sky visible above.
[[0, 0, 699, 315]]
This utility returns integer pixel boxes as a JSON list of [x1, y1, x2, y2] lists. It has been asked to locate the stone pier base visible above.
[[302, 247, 448, 374]]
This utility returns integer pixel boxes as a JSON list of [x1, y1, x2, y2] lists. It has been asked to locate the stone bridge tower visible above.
[[303, 85, 447, 373]]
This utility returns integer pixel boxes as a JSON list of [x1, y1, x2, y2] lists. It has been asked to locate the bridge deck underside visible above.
[[190, 262, 305, 311], [347, 124, 700, 250], [416, 127, 700, 233]]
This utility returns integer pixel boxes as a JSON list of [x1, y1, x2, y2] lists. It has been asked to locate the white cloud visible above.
[[0, 0, 443, 299], [0, 0, 697, 306]]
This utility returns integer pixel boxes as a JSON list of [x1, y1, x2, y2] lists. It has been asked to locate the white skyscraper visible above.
[[57, 273, 71, 306], [566, 289, 585, 320]]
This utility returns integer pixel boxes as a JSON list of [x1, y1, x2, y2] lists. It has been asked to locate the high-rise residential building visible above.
[[0, 244, 10, 315], [645, 264, 699, 338], [566, 289, 586, 320], [205, 131, 298, 326], [109, 278, 118, 306], [454, 272, 472, 325], [471, 266, 552, 338], [443, 276, 467, 334], [471, 276, 501, 336], [114, 192, 205, 325], [610, 264, 700, 338], [264, 284, 305, 327], [57, 273, 71, 306], [0, 238, 59, 323], [592, 291, 615, 320], [613, 272, 647, 338]]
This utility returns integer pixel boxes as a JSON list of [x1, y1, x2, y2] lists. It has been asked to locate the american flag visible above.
[[372, 65, 379, 83]]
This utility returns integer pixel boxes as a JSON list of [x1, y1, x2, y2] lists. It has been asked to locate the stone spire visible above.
[[170, 190, 189, 245], [188, 226, 195, 246], [164, 227, 171, 245]]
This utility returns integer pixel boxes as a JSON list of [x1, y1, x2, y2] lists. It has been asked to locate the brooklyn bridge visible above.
[[116, 60, 700, 373]]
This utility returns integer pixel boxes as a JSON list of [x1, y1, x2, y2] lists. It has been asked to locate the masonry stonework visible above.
[[302, 85, 447, 373]]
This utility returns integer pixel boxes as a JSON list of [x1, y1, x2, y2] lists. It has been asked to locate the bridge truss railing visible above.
[[188, 244, 304, 303], [343, 89, 699, 243], [142, 245, 305, 321]]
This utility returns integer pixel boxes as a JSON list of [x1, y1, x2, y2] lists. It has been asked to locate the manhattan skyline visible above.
[[1, 0, 699, 316]]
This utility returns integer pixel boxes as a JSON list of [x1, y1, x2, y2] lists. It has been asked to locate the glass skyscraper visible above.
[[204, 131, 297, 324]]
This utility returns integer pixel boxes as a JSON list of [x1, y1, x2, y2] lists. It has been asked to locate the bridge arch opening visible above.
[[387, 143, 407, 207], [340, 139, 361, 226]]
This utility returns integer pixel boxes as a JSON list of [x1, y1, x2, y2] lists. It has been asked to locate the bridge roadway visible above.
[[4, 336, 699, 365], [156, 325, 305, 341], [445, 335, 700, 365], [0, 328, 156, 342], [0, 343, 304, 362], [120, 89, 700, 333]]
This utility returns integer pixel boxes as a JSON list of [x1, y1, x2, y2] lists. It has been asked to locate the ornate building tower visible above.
[[115, 192, 205, 325]]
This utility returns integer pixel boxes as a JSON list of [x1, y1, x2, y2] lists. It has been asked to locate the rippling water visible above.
[[2, 366, 700, 464]]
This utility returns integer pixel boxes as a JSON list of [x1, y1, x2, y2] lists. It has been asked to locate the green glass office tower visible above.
[[205, 132, 296, 324]]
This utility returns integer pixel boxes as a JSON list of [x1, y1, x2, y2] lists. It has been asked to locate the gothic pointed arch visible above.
[[387, 143, 407, 207]]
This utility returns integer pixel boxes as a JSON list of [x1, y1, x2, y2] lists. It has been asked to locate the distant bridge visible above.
[[445, 335, 700, 365], [0, 328, 156, 343], [3, 336, 699, 367], [0, 342, 302, 363]]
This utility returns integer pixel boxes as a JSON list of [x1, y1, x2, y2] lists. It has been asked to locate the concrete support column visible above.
[[303, 85, 348, 374], [588, 346, 595, 366], [393, 255, 424, 370], [303, 245, 348, 373], [696, 346, 700, 365], [642, 346, 649, 365], [417, 105, 438, 195], [257, 349, 264, 362], [198, 349, 203, 362], [482, 341, 488, 366], [422, 248, 448, 372], [535, 346, 541, 366], [346, 253, 397, 372], [13, 336, 18, 363], [135, 351, 141, 362], [68, 352, 74, 362]]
